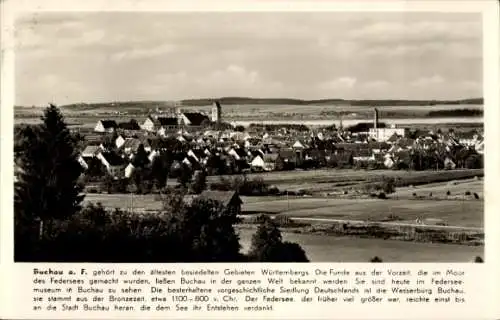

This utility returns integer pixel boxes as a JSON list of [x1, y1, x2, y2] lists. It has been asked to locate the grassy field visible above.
[[209, 169, 483, 186], [243, 198, 483, 228], [237, 227, 483, 262], [393, 178, 483, 199]]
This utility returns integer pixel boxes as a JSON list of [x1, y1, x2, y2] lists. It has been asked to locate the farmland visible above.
[[14, 103, 483, 129]]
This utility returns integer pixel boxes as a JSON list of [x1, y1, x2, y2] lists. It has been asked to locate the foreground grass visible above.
[[237, 227, 483, 262]]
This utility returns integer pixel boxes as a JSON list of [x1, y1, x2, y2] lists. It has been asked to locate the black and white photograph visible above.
[[13, 11, 484, 263]]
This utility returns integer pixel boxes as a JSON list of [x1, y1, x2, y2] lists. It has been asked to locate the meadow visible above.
[[237, 227, 483, 262]]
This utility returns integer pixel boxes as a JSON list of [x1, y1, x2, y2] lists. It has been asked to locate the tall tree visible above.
[[132, 144, 149, 168], [15, 104, 84, 234]]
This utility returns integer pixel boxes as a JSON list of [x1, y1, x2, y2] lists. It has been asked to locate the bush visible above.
[[473, 193, 480, 199], [446, 190, 451, 196], [474, 256, 483, 263], [465, 191, 471, 196], [377, 192, 387, 199], [370, 256, 383, 262], [412, 192, 417, 197]]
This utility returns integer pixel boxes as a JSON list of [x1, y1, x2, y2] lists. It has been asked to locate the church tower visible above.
[[211, 100, 222, 123]]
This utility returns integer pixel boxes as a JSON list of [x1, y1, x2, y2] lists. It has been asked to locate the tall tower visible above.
[[211, 100, 222, 123], [373, 108, 379, 129]]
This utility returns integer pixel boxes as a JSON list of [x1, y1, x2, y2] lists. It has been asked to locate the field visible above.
[[243, 198, 483, 228], [84, 180, 484, 228], [210, 169, 483, 194], [237, 227, 483, 262], [14, 103, 483, 128]]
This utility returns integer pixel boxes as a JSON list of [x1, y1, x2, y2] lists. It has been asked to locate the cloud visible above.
[[411, 75, 445, 87], [320, 77, 357, 90], [14, 12, 483, 105]]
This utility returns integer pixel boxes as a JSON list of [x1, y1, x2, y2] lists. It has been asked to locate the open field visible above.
[[15, 103, 483, 128], [243, 198, 483, 228], [237, 227, 483, 262], [210, 169, 484, 194], [84, 191, 484, 228], [393, 178, 483, 199]]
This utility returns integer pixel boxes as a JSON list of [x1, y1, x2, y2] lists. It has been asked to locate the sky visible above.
[[15, 12, 482, 106]]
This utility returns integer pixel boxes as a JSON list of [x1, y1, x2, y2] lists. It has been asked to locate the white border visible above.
[[1, 1, 499, 319]]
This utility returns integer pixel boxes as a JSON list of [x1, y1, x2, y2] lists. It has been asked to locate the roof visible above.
[[100, 152, 126, 166], [122, 138, 142, 150], [82, 145, 100, 156], [99, 120, 118, 128], [157, 117, 178, 126], [197, 190, 242, 207], [118, 121, 141, 130], [182, 112, 210, 126]]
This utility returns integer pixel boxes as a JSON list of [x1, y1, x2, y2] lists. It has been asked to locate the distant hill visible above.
[[180, 97, 484, 106], [53, 97, 483, 109]]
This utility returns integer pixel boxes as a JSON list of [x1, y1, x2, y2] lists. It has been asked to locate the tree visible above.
[[132, 144, 149, 168], [248, 216, 282, 261], [370, 256, 383, 262], [177, 163, 193, 187], [15, 104, 84, 240], [191, 170, 207, 194], [248, 216, 309, 262]]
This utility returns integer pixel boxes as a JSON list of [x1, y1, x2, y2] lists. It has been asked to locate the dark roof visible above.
[[101, 152, 126, 166], [183, 112, 210, 126], [118, 121, 141, 130], [99, 120, 118, 128], [198, 190, 242, 207], [157, 117, 178, 126]]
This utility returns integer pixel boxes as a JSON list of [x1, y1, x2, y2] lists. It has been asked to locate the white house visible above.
[[250, 155, 265, 171], [97, 152, 127, 178], [368, 127, 406, 142], [94, 120, 117, 133]]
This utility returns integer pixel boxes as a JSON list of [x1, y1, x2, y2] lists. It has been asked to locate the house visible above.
[[94, 120, 118, 133], [252, 153, 283, 171], [292, 140, 308, 149], [197, 190, 243, 214], [142, 116, 178, 132], [352, 149, 374, 162], [97, 152, 127, 177], [456, 131, 480, 147], [179, 112, 210, 127], [121, 138, 151, 155]]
